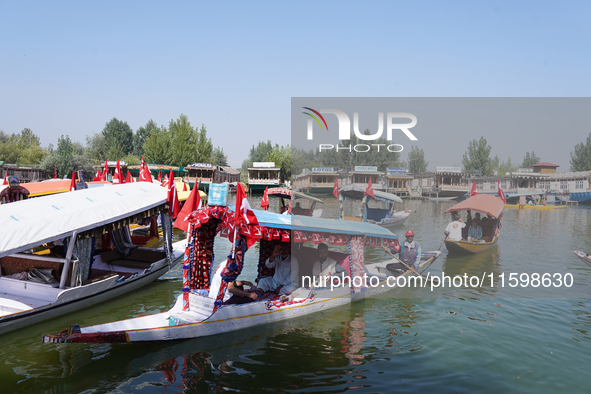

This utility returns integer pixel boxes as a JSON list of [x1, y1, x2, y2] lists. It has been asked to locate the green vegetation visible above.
[[570, 132, 591, 171]]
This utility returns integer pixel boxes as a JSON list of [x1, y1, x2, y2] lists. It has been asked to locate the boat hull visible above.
[[574, 251, 591, 267], [504, 204, 564, 210], [43, 252, 442, 343], [445, 235, 498, 254]]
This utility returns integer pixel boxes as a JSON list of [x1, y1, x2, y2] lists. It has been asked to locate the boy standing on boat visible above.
[[258, 243, 299, 295], [444, 213, 466, 241]]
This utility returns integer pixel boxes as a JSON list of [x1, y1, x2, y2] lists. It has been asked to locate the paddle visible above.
[[381, 244, 427, 279], [438, 235, 448, 251]]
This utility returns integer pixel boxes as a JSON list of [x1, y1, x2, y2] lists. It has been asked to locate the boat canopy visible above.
[[291, 214, 397, 239], [0, 182, 168, 258], [267, 187, 291, 198], [293, 191, 323, 204], [339, 185, 403, 204], [444, 194, 504, 219]]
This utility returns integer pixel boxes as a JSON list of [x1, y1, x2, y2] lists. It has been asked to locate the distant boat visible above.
[[574, 251, 591, 267], [340, 185, 411, 227]]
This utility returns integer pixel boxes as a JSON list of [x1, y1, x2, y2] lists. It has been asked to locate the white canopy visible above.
[[0, 182, 168, 258]]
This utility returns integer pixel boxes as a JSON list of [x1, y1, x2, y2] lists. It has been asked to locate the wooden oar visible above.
[[381, 245, 426, 279], [438, 236, 448, 251]]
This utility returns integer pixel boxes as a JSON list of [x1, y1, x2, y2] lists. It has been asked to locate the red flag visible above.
[[333, 178, 339, 198], [113, 160, 123, 184], [140, 156, 145, 169], [162, 174, 169, 187], [125, 171, 132, 183], [365, 178, 375, 199], [93, 168, 101, 181], [69, 171, 76, 192], [2, 174, 8, 185], [470, 180, 478, 197], [497, 180, 506, 203], [167, 169, 180, 219], [260, 186, 269, 211], [101, 161, 108, 181], [183, 182, 188, 192], [173, 182, 202, 231], [157, 170, 162, 183], [140, 161, 152, 182], [54, 165, 57, 179], [235, 183, 259, 225]]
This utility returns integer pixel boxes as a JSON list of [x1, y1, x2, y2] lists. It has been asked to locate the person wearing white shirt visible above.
[[444, 213, 466, 241], [257, 243, 299, 295], [311, 243, 346, 287]]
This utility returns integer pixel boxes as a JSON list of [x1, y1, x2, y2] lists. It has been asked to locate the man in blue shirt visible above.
[[467, 218, 485, 243]]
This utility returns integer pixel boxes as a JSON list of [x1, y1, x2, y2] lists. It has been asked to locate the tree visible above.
[[570, 132, 591, 171], [102, 118, 134, 159], [56, 135, 75, 178], [143, 127, 172, 164], [496, 157, 518, 175], [169, 114, 198, 166], [241, 140, 274, 172], [85, 133, 107, 161], [134, 119, 159, 156], [268, 144, 291, 181], [211, 147, 228, 166], [521, 151, 541, 168], [196, 124, 213, 164], [462, 137, 494, 176], [407, 146, 428, 174]]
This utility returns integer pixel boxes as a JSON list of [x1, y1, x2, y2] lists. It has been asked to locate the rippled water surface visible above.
[[3, 197, 591, 393]]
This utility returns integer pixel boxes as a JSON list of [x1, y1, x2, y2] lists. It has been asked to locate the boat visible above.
[[43, 199, 441, 343], [504, 203, 565, 210], [339, 185, 411, 227], [0, 182, 186, 336], [266, 187, 323, 217], [574, 251, 591, 267], [443, 194, 504, 254]]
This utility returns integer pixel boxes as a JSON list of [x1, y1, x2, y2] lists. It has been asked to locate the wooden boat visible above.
[[340, 185, 411, 227], [267, 187, 323, 217], [574, 251, 591, 267], [0, 182, 186, 336], [504, 204, 565, 210], [444, 194, 504, 254], [43, 204, 441, 343]]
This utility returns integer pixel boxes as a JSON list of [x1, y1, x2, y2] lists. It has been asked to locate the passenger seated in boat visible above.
[[291, 202, 303, 215], [257, 243, 299, 295], [208, 263, 258, 305], [444, 213, 466, 241], [311, 243, 346, 287], [467, 218, 485, 243]]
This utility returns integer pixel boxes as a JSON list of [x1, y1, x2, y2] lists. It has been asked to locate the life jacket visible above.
[[400, 241, 419, 266]]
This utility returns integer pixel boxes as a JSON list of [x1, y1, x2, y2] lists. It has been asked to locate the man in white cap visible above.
[[389, 230, 422, 270]]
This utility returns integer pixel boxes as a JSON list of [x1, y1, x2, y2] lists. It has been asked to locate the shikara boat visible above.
[[43, 203, 441, 343], [504, 204, 564, 210], [267, 187, 323, 217], [340, 185, 411, 227], [444, 194, 504, 254], [0, 182, 185, 336], [574, 251, 591, 267]]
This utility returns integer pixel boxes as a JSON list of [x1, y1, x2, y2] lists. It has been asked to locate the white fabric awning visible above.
[[0, 182, 168, 258]]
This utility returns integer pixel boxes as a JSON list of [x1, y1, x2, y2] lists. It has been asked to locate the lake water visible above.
[[3, 197, 591, 393]]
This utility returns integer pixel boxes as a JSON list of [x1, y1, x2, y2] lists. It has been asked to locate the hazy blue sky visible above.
[[1, 1, 590, 169]]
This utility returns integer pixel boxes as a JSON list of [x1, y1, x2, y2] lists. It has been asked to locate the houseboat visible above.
[[293, 168, 339, 194], [248, 162, 280, 193], [384, 167, 413, 198], [184, 163, 215, 192]]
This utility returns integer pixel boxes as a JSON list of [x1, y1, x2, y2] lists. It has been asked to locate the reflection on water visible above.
[[4, 198, 591, 392]]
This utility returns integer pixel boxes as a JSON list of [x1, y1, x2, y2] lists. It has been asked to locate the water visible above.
[[3, 198, 591, 393]]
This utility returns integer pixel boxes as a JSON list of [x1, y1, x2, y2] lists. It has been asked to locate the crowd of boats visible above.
[[0, 163, 589, 345]]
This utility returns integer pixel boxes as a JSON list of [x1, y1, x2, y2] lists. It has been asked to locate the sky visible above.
[[1, 1, 590, 170]]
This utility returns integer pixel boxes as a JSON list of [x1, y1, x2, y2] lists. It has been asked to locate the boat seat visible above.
[[106, 259, 153, 270], [100, 249, 166, 264], [0, 255, 62, 282]]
